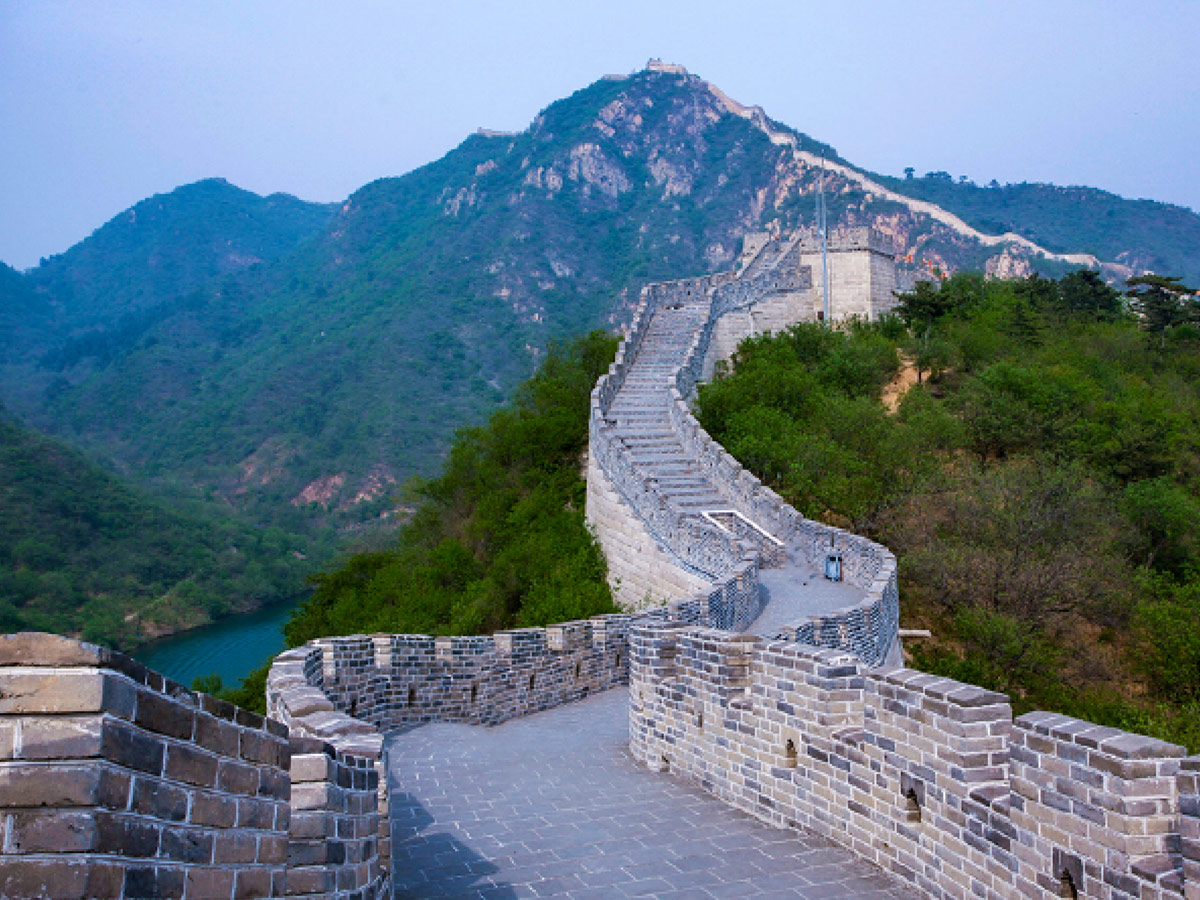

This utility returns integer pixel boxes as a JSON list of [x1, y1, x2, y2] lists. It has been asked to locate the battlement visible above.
[[797, 224, 897, 256], [741, 225, 896, 263], [266, 614, 633, 734], [629, 624, 1200, 900], [0, 632, 388, 900]]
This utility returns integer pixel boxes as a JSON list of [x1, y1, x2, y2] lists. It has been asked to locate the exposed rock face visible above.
[[985, 248, 1034, 279], [567, 143, 631, 198], [292, 473, 345, 507]]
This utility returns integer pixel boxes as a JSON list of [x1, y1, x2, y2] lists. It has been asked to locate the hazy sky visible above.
[[2, 1, 1197, 270]]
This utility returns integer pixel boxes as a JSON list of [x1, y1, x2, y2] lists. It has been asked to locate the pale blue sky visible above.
[[2, 0, 1197, 270]]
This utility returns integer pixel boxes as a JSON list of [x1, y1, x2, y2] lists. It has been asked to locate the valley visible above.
[[3, 61, 1199, 696]]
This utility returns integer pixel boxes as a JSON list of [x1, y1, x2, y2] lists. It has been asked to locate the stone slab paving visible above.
[[387, 688, 917, 900], [750, 568, 868, 637]]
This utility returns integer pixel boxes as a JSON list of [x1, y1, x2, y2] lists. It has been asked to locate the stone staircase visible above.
[[605, 295, 784, 572], [739, 232, 801, 279]]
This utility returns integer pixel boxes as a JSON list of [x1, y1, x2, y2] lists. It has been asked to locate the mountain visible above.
[[0, 406, 314, 648], [3, 62, 1199, 534], [27, 177, 336, 329], [872, 173, 1200, 284]]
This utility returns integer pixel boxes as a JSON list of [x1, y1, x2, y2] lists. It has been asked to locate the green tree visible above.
[[1126, 275, 1197, 345], [1059, 269, 1123, 320]]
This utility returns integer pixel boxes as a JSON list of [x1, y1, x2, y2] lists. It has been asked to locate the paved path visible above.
[[750, 567, 865, 637], [387, 688, 915, 899]]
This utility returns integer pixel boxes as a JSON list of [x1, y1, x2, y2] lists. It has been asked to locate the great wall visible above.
[[1, 230, 1198, 899]]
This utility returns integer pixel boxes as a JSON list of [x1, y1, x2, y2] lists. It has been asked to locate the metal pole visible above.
[[816, 155, 831, 325]]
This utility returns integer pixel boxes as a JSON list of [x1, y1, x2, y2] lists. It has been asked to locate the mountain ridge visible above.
[[3, 63, 1198, 536]]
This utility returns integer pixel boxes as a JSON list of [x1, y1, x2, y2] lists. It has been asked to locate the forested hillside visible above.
[[7, 65, 1200, 539], [874, 172, 1200, 284], [0, 406, 315, 648], [283, 330, 618, 647], [697, 272, 1200, 750]]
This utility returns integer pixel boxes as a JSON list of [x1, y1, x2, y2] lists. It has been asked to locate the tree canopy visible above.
[[698, 271, 1200, 750]]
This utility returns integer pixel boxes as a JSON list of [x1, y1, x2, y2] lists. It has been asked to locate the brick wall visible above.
[[0, 633, 390, 900], [286, 738, 384, 899], [267, 614, 633, 733], [629, 621, 1200, 900], [588, 247, 900, 663], [0, 633, 290, 899], [265, 615, 636, 899]]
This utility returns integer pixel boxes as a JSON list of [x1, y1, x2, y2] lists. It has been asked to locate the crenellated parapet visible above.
[[586, 234, 900, 663], [628, 624, 1200, 900], [0, 631, 388, 900], [267, 614, 633, 734]]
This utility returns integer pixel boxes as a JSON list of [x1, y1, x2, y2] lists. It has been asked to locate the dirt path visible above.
[[881, 357, 920, 413]]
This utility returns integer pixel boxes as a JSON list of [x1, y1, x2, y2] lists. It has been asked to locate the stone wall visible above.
[[584, 451, 711, 610], [0, 632, 388, 900], [264, 615, 635, 899], [628, 621, 1200, 900], [587, 246, 900, 664], [266, 614, 633, 734]]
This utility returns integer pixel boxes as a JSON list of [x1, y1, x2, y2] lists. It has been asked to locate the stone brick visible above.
[[288, 752, 332, 784], [213, 829, 258, 864], [0, 634, 144, 684], [258, 764, 289, 800], [0, 761, 129, 809], [282, 865, 335, 895], [239, 729, 280, 766], [216, 759, 259, 796], [4, 809, 97, 853], [130, 775, 190, 822], [236, 796, 275, 830], [101, 718, 165, 774], [159, 827, 215, 864], [0, 669, 134, 718], [134, 689, 195, 741], [0, 858, 124, 899], [233, 867, 273, 899], [183, 867, 235, 900], [94, 811, 162, 857], [122, 865, 186, 899], [289, 809, 334, 839], [9, 714, 104, 761], [164, 741, 219, 787], [189, 791, 238, 828], [258, 832, 288, 865], [194, 712, 240, 759]]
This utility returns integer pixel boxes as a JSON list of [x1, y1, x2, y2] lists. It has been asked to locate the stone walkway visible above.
[[387, 688, 916, 899], [750, 567, 866, 637], [604, 291, 869, 633]]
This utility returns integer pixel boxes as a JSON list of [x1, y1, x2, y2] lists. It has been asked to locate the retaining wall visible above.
[[628, 621, 1200, 900]]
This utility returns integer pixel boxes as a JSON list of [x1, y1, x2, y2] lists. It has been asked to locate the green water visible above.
[[132, 596, 303, 689]]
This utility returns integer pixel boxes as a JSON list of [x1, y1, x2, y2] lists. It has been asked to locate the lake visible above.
[[132, 596, 303, 689]]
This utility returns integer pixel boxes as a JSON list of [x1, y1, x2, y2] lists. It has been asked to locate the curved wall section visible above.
[[628, 621, 1200, 900], [587, 250, 899, 663], [0, 632, 389, 900], [266, 614, 632, 733]]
